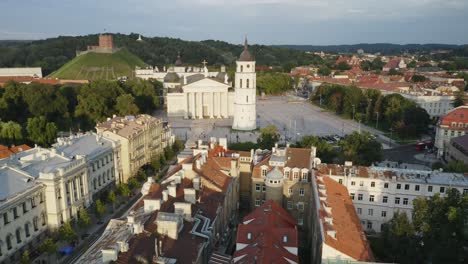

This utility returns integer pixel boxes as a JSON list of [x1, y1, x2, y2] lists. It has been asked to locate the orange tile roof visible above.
[[315, 174, 374, 262], [234, 200, 299, 264], [0, 144, 31, 159], [439, 106, 468, 131]]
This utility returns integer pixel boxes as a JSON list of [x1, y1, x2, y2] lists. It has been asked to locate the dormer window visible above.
[[261, 169, 267, 177], [247, 232, 252, 240], [283, 235, 288, 243], [284, 170, 290, 179], [293, 171, 299, 181], [302, 172, 308, 182]]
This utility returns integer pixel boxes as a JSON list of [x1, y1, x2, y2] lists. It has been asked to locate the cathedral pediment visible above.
[[182, 77, 231, 93]]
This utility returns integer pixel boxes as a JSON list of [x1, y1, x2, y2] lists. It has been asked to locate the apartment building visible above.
[[0, 166, 48, 263], [233, 200, 299, 264], [250, 144, 318, 250], [310, 173, 374, 263], [317, 163, 468, 232], [447, 134, 468, 164], [96, 114, 173, 183], [54, 132, 121, 201], [435, 106, 468, 158], [76, 138, 239, 264]]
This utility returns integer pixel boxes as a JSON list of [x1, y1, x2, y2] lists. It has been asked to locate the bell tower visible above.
[[232, 37, 257, 131]]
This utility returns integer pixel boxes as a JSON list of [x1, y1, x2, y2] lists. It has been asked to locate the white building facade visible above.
[[319, 164, 468, 232]]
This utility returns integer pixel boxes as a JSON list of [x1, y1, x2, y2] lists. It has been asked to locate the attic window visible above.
[[282, 235, 288, 243], [247, 233, 252, 240]]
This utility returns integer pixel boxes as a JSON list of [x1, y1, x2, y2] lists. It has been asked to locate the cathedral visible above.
[[137, 38, 257, 131]]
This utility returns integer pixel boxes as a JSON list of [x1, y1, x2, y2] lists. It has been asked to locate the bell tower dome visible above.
[[232, 37, 257, 131]]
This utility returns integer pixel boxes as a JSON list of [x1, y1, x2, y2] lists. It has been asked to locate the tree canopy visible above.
[[338, 131, 383, 166], [257, 125, 280, 149]]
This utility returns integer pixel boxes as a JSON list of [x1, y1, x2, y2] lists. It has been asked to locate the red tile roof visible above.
[[439, 106, 468, 131], [0, 144, 31, 159], [384, 59, 400, 69], [315, 174, 374, 262], [234, 200, 299, 264]]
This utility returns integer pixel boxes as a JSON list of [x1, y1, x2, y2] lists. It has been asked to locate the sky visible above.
[[1, 0, 468, 45]]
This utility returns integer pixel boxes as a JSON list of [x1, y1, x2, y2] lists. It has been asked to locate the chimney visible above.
[[311, 146, 317, 157], [168, 183, 177, 197], [184, 188, 196, 204], [275, 143, 278, 149], [286, 143, 290, 148], [162, 190, 169, 201]]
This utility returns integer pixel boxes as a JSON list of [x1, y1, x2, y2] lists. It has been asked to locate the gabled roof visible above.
[[234, 200, 298, 264], [439, 106, 468, 130]]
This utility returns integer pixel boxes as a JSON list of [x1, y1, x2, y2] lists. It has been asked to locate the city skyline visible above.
[[1, 0, 468, 44]]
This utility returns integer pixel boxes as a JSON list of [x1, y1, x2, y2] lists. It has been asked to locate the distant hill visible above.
[[0, 33, 322, 75], [49, 49, 146, 80], [275, 43, 463, 55]]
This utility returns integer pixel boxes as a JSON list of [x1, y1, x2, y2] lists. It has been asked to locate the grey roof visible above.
[[451, 134, 468, 151], [0, 166, 37, 202], [54, 133, 114, 159], [164, 72, 181, 83], [215, 72, 229, 83], [239, 38, 254, 61], [186, 74, 205, 84], [266, 167, 283, 180]]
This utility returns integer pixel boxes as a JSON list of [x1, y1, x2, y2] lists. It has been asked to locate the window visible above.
[[368, 209, 373, 216], [6, 235, 12, 250], [463, 189, 468, 195], [299, 188, 305, 196], [287, 201, 293, 209], [396, 184, 401, 189], [246, 79, 250, 88], [298, 218, 304, 226], [395, 197, 400, 204], [25, 224, 30, 237], [297, 203, 304, 211], [350, 193, 355, 200], [255, 184, 260, 192], [405, 184, 410, 190], [358, 194, 363, 201], [440, 186, 445, 193], [246, 96, 248, 103], [40, 192, 44, 203], [371, 181, 375, 187], [428, 185, 433, 192], [255, 199, 261, 207], [415, 185, 420, 191], [31, 197, 36, 208], [261, 169, 267, 177], [302, 172, 308, 182], [351, 181, 355, 186], [338, 179, 343, 184], [383, 196, 388, 203], [13, 208, 18, 219], [403, 198, 409, 205], [359, 181, 364, 186], [384, 183, 389, 188], [262, 185, 266, 192], [284, 171, 290, 179], [41, 213, 46, 226], [3, 212, 9, 225], [367, 221, 373, 230], [381, 211, 387, 217], [288, 187, 293, 195], [33, 217, 38, 231], [357, 208, 362, 215], [293, 172, 299, 181], [16, 229, 21, 243], [369, 195, 375, 202]]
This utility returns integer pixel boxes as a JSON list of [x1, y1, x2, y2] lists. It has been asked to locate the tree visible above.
[[95, 199, 106, 220], [445, 160, 468, 173], [21, 250, 31, 264], [411, 75, 426, 82], [336, 61, 351, 71], [388, 68, 401, 76], [0, 121, 23, 145], [59, 221, 78, 243], [117, 183, 131, 198], [39, 238, 57, 263], [108, 190, 118, 212], [26, 116, 57, 147], [407, 60, 417, 68], [256, 73, 292, 95], [115, 94, 139, 115], [164, 146, 175, 161], [339, 131, 383, 165], [77, 208, 91, 229], [400, 105, 430, 138], [151, 156, 162, 172], [172, 138, 184, 153], [128, 177, 139, 190], [257, 125, 280, 149], [317, 66, 331, 76], [297, 136, 336, 163], [453, 90, 465, 107]]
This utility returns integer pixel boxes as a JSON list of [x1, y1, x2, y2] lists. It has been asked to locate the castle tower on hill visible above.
[[76, 34, 118, 56], [232, 37, 257, 131]]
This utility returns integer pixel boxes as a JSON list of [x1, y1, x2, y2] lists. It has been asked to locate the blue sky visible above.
[[1, 0, 468, 45]]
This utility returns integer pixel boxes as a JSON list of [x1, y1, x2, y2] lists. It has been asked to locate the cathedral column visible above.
[[184, 92, 188, 119], [209, 92, 214, 118], [190, 92, 196, 119], [223, 92, 228, 118], [217, 92, 222, 118], [198, 92, 203, 119]]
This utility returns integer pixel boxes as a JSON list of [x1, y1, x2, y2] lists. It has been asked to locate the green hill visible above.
[[49, 49, 146, 80]]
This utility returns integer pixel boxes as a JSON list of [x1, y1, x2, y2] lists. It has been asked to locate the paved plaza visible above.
[[158, 95, 389, 145]]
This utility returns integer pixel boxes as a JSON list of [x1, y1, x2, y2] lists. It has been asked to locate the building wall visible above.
[[400, 94, 454, 118], [0, 186, 48, 263], [446, 140, 468, 164], [435, 126, 467, 158], [167, 93, 185, 117], [330, 174, 468, 232]]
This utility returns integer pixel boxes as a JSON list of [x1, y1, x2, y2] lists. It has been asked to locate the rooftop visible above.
[[233, 200, 299, 264], [315, 174, 374, 262], [0, 144, 31, 160], [53, 132, 115, 159], [96, 114, 162, 139], [0, 165, 39, 204]]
